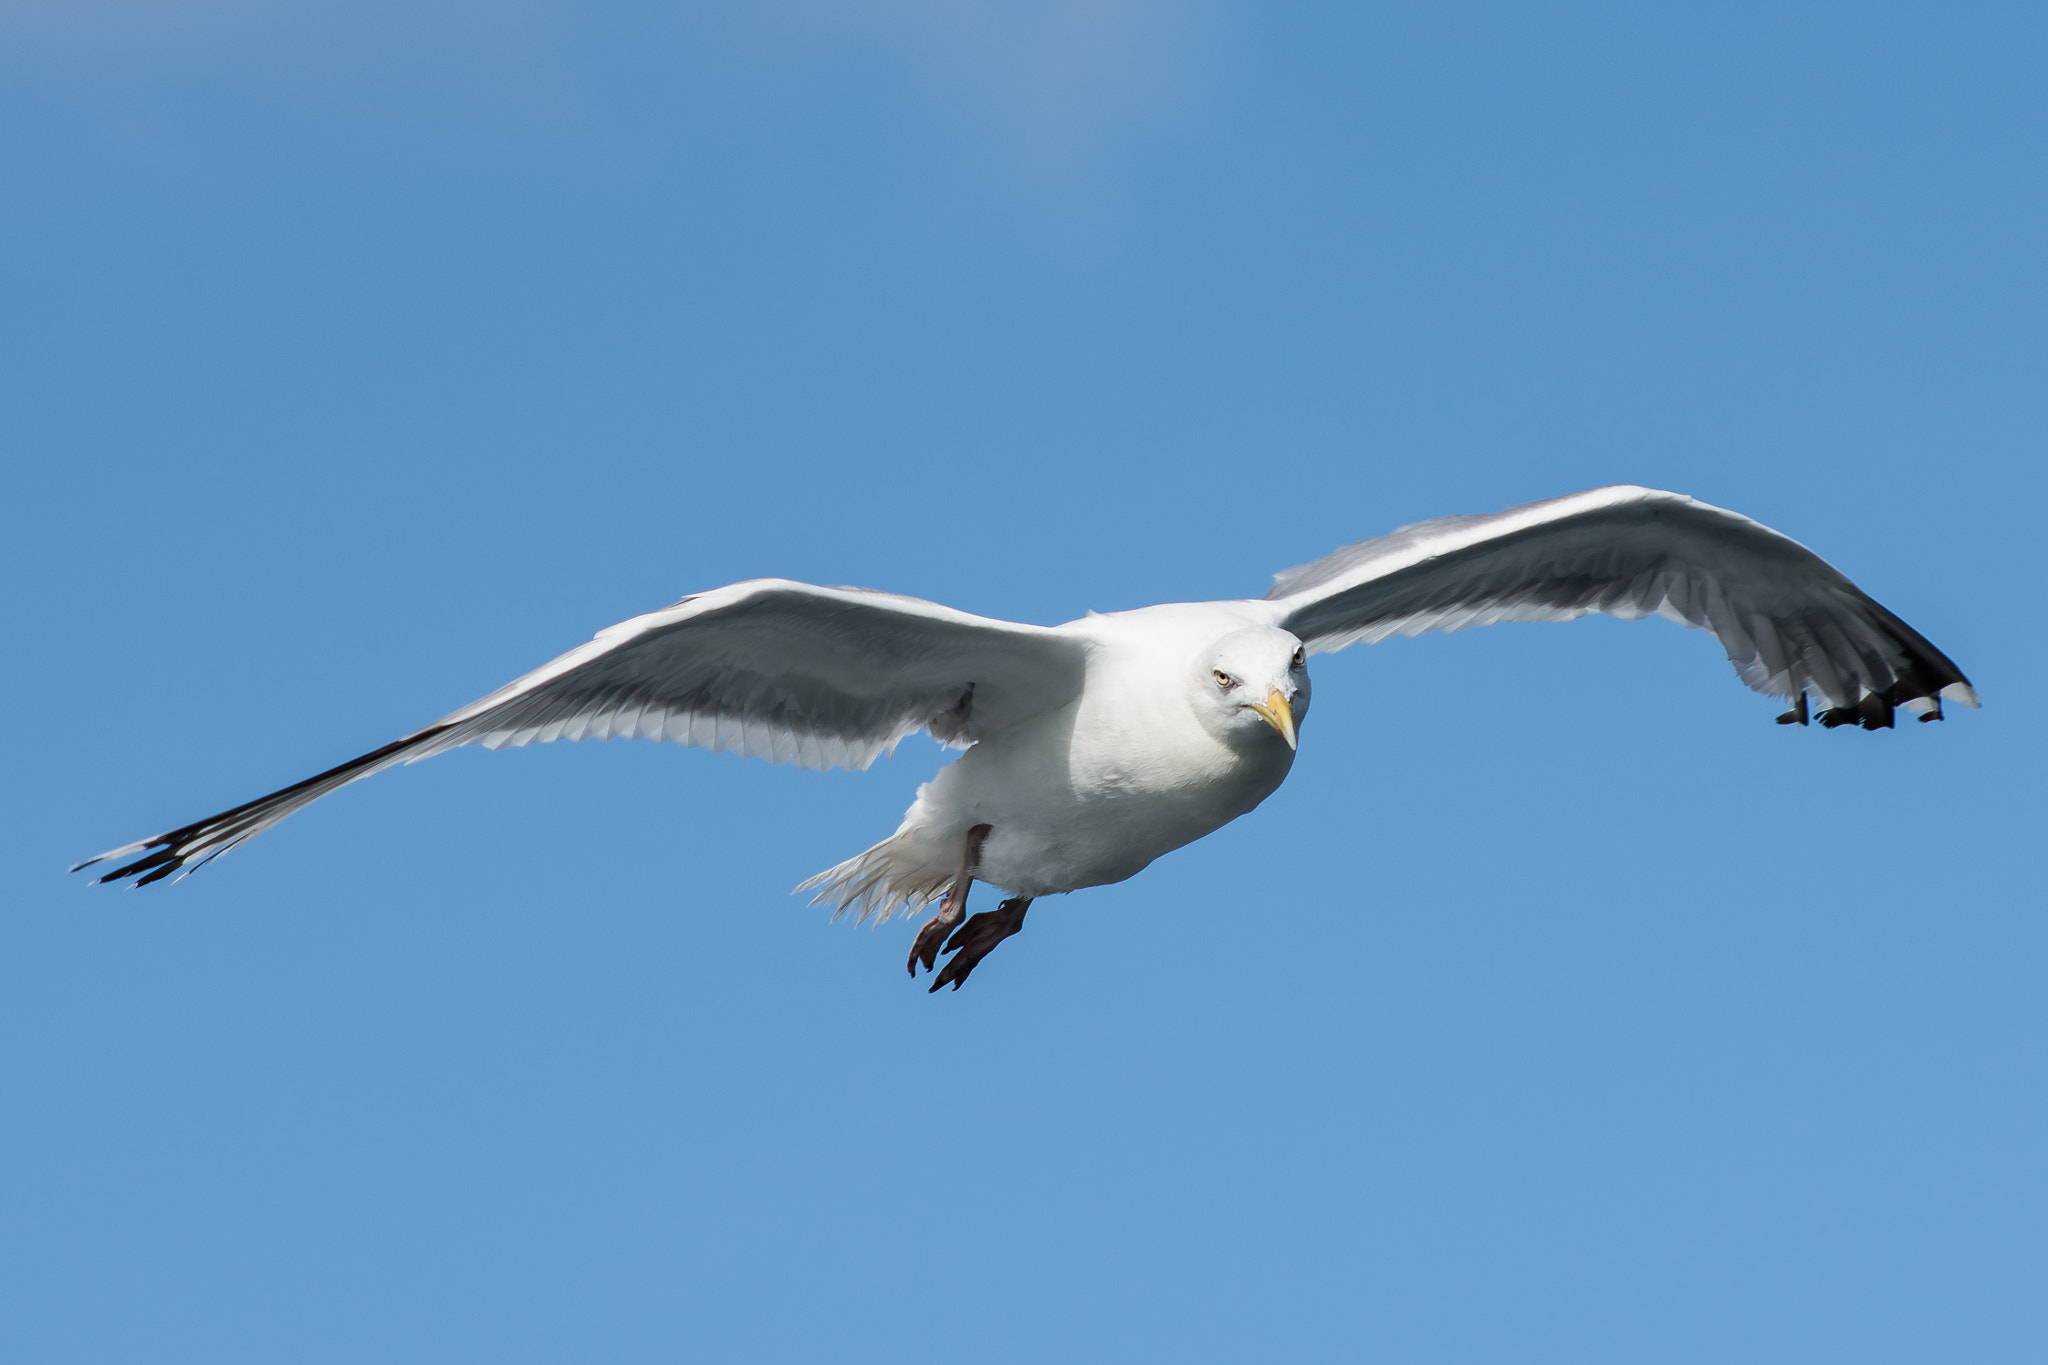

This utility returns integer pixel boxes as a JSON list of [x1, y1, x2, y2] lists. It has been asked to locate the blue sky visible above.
[[5, 3, 2044, 1360]]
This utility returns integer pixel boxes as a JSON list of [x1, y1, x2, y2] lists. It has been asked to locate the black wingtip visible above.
[[87, 842, 184, 888], [1812, 687, 1941, 731], [73, 721, 458, 891]]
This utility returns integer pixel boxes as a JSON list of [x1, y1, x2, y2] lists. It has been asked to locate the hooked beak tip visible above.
[[1252, 688, 1297, 750]]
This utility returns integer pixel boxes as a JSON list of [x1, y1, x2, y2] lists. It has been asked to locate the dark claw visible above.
[[929, 897, 1031, 993], [1776, 692, 1810, 726]]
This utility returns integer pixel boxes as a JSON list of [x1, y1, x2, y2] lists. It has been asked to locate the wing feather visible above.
[[78, 579, 1084, 887]]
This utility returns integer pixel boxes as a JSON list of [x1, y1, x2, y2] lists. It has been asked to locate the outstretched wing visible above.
[[77, 579, 1086, 887], [1264, 485, 1975, 728]]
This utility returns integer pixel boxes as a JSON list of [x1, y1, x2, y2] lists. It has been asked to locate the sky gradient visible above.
[[5, 4, 2045, 1360]]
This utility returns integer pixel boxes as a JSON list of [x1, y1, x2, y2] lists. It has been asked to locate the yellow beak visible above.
[[1250, 688, 1297, 750]]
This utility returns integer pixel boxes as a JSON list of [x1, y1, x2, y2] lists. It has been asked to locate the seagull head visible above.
[[1199, 627, 1311, 751]]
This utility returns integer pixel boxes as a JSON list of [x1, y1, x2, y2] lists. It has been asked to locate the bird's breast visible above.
[[926, 675, 1293, 898]]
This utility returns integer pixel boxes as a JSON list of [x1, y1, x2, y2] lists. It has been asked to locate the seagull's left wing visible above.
[[1263, 485, 1974, 727], [76, 579, 1086, 887]]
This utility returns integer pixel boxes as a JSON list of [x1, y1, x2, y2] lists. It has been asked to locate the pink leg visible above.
[[908, 824, 991, 977]]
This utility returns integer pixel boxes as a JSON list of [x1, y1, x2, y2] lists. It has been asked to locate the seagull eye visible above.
[[1213, 670, 1235, 689], [1291, 648, 1305, 670]]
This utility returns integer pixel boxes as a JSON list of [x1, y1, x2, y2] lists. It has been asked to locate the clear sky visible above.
[[5, 3, 2044, 1360]]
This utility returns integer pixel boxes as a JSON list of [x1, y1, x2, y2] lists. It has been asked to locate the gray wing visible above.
[[1264, 485, 1975, 728], [77, 579, 1086, 887]]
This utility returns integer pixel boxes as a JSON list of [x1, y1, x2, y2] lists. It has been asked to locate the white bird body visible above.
[[76, 486, 1975, 990], [822, 601, 1299, 906]]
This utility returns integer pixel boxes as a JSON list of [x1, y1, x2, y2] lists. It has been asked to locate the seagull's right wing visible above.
[[1264, 485, 1975, 727], [77, 579, 1086, 887]]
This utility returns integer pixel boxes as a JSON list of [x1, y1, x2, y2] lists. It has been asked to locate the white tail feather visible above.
[[797, 831, 953, 926]]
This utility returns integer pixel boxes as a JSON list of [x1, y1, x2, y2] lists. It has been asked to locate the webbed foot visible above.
[[930, 897, 1033, 992], [908, 908, 958, 975]]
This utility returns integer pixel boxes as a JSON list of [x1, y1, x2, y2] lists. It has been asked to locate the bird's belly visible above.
[[923, 717, 1293, 899], [975, 793, 1243, 896]]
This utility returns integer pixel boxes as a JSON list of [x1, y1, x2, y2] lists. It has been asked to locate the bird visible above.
[[75, 486, 1975, 991]]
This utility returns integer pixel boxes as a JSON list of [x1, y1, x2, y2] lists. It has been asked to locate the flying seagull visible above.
[[75, 486, 1975, 991]]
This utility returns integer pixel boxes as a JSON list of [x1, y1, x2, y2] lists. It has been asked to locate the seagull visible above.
[[75, 486, 1975, 990]]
